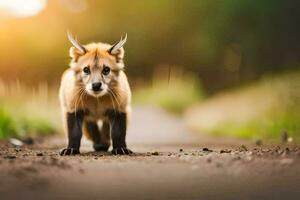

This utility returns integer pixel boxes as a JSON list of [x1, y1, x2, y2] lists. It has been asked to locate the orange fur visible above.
[[59, 38, 131, 145]]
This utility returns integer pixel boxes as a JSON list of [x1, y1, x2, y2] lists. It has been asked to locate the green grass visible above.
[[0, 82, 61, 139], [210, 112, 300, 141], [0, 108, 17, 138], [133, 72, 204, 113], [0, 104, 57, 139], [185, 70, 300, 142]]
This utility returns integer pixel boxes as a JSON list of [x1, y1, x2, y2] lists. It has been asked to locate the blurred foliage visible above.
[[185, 70, 300, 142], [0, 105, 56, 139], [134, 66, 204, 113], [0, 81, 60, 138], [0, 1, 299, 138], [0, 108, 16, 138], [0, 0, 299, 93]]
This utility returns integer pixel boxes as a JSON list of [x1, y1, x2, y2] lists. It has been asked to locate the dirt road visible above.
[[0, 106, 300, 200]]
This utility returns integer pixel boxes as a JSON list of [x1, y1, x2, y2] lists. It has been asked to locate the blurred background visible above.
[[0, 0, 299, 142]]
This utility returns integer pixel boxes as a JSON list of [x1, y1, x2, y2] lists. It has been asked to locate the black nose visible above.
[[92, 82, 102, 92]]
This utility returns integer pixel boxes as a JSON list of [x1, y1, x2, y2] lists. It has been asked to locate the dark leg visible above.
[[106, 110, 132, 155], [83, 120, 110, 152], [60, 111, 84, 156]]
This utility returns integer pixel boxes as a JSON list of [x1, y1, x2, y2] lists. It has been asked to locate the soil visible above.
[[0, 106, 300, 200]]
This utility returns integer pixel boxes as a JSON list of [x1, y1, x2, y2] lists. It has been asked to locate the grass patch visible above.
[[133, 69, 204, 113], [185, 70, 300, 142], [0, 81, 60, 139], [0, 106, 56, 139], [0, 108, 17, 138]]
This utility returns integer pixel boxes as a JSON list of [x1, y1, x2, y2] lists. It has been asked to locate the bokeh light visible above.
[[0, 0, 47, 18]]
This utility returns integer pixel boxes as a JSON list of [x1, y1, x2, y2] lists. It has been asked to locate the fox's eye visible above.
[[83, 66, 90, 74], [102, 66, 110, 75]]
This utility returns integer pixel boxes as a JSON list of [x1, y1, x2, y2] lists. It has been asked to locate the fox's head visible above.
[[68, 32, 127, 97]]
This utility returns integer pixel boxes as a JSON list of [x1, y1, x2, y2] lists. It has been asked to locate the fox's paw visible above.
[[112, 147, 133, 155], [60, 148, 80, 156]]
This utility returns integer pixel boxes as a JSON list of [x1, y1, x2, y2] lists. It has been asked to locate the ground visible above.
[[0, 106, 300, 200]]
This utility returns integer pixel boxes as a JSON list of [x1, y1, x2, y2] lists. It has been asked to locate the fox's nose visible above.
[[92, 82, 102, 92]]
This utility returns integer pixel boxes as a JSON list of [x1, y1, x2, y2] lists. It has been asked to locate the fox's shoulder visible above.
[[59, 68, 77, 108], [61, 68, 74, 81]]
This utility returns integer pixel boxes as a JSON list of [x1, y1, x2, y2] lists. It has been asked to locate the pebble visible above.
[[220, 149, 232, 154], [179, 149, 183, 152], [152, 152, 159, 156], [9, 138, 23, 147], [203, 148, 213, 152], [36, 152, 43, 156]]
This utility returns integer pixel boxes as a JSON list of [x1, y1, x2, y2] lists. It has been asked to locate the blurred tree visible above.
[[0, 0, 299, 93]]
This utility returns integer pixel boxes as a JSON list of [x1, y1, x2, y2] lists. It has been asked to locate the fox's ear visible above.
[[67, 32, 86, 61], [108, 34, 127, 61]]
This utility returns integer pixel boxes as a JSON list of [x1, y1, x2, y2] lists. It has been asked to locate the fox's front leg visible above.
[[106, 110, 133, 155], [60, 111, 84, 156]]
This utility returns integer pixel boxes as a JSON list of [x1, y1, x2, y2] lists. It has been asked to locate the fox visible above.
[[59, 32, 132, 156]]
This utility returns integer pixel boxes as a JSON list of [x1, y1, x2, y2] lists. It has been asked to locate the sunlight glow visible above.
[[0, 0, 47, 17]]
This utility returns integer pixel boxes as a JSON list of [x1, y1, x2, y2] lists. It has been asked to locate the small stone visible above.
[[9, 138, 23, 147], [203, 148, 213, 152], [152, 152, 159, 156], [285, 147, 290, 153], [220, 149, 232, 154], [179, 149, 183, 152], [36, 152, 43, 156], [287, 137, 293, 143]]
